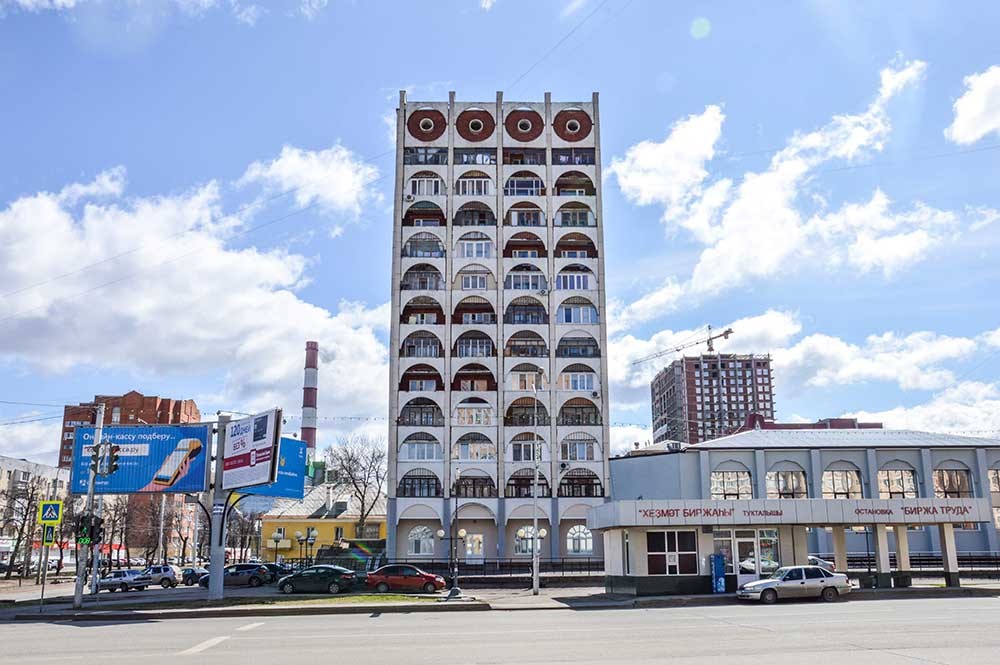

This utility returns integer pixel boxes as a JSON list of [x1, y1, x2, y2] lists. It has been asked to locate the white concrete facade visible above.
[[386, 92, 610, 563]]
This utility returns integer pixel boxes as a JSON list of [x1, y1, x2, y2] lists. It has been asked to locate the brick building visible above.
[[651, 354, 774, 446], [58, 390, 201, 468]]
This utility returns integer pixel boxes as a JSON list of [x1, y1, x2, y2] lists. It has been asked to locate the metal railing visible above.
[[386, 557, 605, 577], [816, 551, 1000, 576]]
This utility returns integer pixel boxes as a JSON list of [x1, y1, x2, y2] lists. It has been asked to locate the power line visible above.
[[0, 414, 66, 427], [0, 399, 68, 408], [506, 0, 614, 91]]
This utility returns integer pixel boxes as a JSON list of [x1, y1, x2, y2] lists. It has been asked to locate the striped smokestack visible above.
[[301, 340, 319, 455]]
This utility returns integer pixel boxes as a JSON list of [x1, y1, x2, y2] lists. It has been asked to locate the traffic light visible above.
[[77, 514, 92, 545], [92, 516, 105, 544], [107, 445, 120, 475], [89, 444, 100, 475]]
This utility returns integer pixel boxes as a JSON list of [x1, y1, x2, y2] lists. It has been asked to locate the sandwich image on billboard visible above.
[[222, 408, 282, 490], [70, 424, 211, 494]]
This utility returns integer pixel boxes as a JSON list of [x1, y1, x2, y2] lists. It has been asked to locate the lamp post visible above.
[[306, 528, 317, 561], [531, 377, 541, 595], [295, 531, 305, 560], [436, 469, 464, 598], [517, 526, 548, 594], [270, 532, 281, 563]]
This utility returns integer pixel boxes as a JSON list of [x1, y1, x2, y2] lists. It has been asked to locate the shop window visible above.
[[710, 471, 752, 500], [566, 525, 593, 555], [646, 531, 698, 576]]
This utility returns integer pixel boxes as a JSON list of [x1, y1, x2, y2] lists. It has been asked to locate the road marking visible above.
[[236, 622, 265, 632], [178, 636, 230, 655]]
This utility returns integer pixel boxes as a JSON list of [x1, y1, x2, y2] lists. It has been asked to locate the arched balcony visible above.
[[398, 468, 442, 498], [455, 170, 494, 197], [454, 265, 496, 291], [554, 171, 595, 196], [400, 264, 443, 291], [509, 432, 545, 462], [453, 296, 496, 325], [505, 468, 551, 498], [554, 232, 598, 257], [453, 398, 494, 427], [398, 364, 444, 392], [400, 331, 442, 359], [557, 469, 603, 497], [557, 398, 601, 426], [555, 203, 596, 227], [402, 233, 445, 258], [555, 265, 595, 291], [504, 296, 548, 325], [400, 296, 444, 325], [402, 201, 446, 227], [453, 331, 495, 359], [503, 232, 547, 258], [456, 231, 494, 260], [452, 432, 496, 461], [504, 171, 545, 197], [557, 364, 596, 391], [556, 335, 601, 358], [507, 363, 547, 391], [454, 202, 496, 227], [504, 202, 545, 227], [505, 397, 550, 427], [559, 433, 598, 461], [504, 264, 547, 291], [454, 470, 498, 498], [406, 171, 445, 198], [399, 433, 443, 462], [556, 297, 599, 325], [398, 398, 444, 427], [452, 363, 497, 392], [504, 331, 548, 358]]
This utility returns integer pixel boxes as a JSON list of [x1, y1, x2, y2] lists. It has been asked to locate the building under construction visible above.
[[651, 354, 774, 446]]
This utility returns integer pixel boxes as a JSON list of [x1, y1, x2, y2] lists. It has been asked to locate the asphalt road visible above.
[[4, 597, 1000, 664]]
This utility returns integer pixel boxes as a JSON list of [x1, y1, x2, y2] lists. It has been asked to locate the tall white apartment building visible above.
[[386, 92, 610, 562]]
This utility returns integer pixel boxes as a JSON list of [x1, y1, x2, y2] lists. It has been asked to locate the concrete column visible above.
[[809, 450, 828, 553], [386, 498, 397, 560], [873, 525, 892, 588], [920, 449, 941, 553], [754, 450, 767, 498], [974, 449, 1000, 553], [698, 451, 711, 499], [791, 526, 809, 565], [939, 523, 960, 587], [831, 527, 848, 573], [893, 525, 911, 571]]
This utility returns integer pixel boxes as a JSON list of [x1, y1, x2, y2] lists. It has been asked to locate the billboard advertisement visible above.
[[222, 408, 282, 490], [71, 424, 211, 494], [241, 437, 307, 499]]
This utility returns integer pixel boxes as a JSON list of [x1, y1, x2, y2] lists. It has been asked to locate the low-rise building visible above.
[[591, 429, 1000, 595], [262, 485, 387, 562]]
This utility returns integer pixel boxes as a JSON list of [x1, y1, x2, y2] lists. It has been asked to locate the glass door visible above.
[[736, 533, 758, 588]]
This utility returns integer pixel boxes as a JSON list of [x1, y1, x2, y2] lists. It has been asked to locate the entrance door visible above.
[[736, 536, 758, 588]]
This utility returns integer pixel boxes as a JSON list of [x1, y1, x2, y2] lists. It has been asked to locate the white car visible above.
[[99, 569, 148, 592], [808, 555, 835, 572], [737, 565, 851, 603]]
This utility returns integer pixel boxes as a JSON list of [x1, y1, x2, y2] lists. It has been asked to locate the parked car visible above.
[[365, 565, 446, 594], [737, 565, 852, 604], [277, 565, 358, 595], [181, 566, 209, 586], [738, 557, 780, 575], [262, 563, 293, 583], [99, 569, 148, 592], [135, 565, 182, 588], [807, 555, 835, 572], [198, 563, 270, 588]]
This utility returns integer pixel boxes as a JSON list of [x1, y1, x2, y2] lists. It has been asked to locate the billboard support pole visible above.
[[208, 414, 230, 601], [73, 402, 104, 610], [89, 495, 103, 596]]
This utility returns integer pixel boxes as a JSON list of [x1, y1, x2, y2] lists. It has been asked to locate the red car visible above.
[[366, 565, 446, 593]]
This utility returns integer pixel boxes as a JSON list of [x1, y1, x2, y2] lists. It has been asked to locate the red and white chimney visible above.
[[301, 341, 319, 456]]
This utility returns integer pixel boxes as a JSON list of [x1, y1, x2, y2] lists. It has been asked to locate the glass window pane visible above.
[[646, 532, 666, 554]]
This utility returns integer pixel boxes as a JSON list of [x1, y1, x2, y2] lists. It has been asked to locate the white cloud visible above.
[[609, 424, 652, 457], [0, 168, 390, 455], [847, 381, 1000, 433], [298, 0, 327, 20], [561, 0, 586, 18], [479, 0, 496, 10], [944, 65, 1000, 145], [609, 59, 949, 327], [0, 0, 320, 23], [0, 418, 63, 464], [239, 144, 381, 217]]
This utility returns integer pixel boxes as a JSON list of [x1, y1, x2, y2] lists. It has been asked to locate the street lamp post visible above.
[[531, 378, 541, 596], [436, 469, 464, 599], [306, 528, 317, 561], [270, 532, 281, 563], [295, 531, 305, 560], [517, 526, 548, 594]]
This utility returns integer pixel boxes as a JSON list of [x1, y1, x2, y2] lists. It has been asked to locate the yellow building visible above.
[[261, 484, 387, 562]]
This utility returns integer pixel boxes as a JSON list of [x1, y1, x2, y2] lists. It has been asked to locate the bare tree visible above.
[[1, 475, 48, 579], [324, 434, 387, 536]]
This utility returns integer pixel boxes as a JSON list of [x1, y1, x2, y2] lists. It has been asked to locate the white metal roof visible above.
[[687, 428, 1000, 450]]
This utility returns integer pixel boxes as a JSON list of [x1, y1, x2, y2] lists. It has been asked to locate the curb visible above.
[[13, 601, 491, 622]]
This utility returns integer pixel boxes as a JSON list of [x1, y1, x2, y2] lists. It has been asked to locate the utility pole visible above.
[[208, 415, 230, 600], [158, 494, 166, 564], [73, 402, 104, 610], [89, 495, 103, 596], [531, 380, 540, 596]]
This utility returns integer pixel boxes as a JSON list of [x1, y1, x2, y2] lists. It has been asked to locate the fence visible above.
[[816, 551, 1000, 576]]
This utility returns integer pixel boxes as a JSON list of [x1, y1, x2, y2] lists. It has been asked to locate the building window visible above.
[[399, 434, 442, 461], [461, 274, 488, 290], [559, 372, 595, 391], [455, 177, 493, 197], [408, 526, 435, 556], [454, 475, 497, 498], [504, 176, 544, 197], [933, 469, 973, 498], [560, 436, 596, 461], [514, 526, 539, 555], [710, 471, 752, 500], [403, 147, 447, 165], [566, 525, 593, 555], [452, 435, 496, 460], [398, 470, 442, 498], [822, 470, 863, 499], [555, 273, 589, 290], [274, 527, 286, 539], [766, 470, 808, 499], [111, 407, 121, 424], [409, 176, 443, 196], [557, 303, 598, 324], [990, 470, 1000, 529], [456, 336, 493, 358], [459, 240, 492, 258], [509, 209, 543, 226], [455, 149, 496, 165], [505, 272, 545, 290], [558, 469, 603, 498], [510, 439, 535, 462], [646, 531, 698, 576], [505, 469, 550, 498]]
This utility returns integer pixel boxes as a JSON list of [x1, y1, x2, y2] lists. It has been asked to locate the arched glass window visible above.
[[455, 171, 493, 197], [454, 399, 493, 426], [454, 471, 497, 498], [556, 297, 598, 324], [505, 397, 549, 426], [555, 266, 594, 291], [558, 365, 595, 391], [822, 467, 863, 499], [510, 432, 542, 462], [878, 466, 918, 499], [766, 468, 808, 499], [407, 526, 435, 555], [399, 433, 442, 461], [408, 172, 444, 197], [710, 470, 752, 499], [402, 233, 445, 258], [452, 432, 496, 460], [934, 468, 973, 498], [400, 264, 443, 290], [514, 526, 538, 555], [399, 398, 443, 427], [457, 231, 493, 259], [557, 398, 600, 426], [504, 171, 545, 197], [566, 525, 593, 555], [505, 468, 551, 498], [560, 433, 597, 461]]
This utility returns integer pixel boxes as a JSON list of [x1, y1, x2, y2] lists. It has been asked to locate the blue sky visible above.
[[2, 0, 999, 463]]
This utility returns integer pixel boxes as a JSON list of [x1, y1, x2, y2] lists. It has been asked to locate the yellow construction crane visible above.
[[631, 325, 734, 366]]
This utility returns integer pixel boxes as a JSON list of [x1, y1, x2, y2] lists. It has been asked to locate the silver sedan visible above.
[[737, 565, 852, 603]]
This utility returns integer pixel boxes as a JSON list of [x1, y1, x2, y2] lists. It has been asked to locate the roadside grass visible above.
[[63, 592, 438, 612]]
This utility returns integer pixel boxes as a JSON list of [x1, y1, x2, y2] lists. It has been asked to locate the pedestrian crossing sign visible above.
[[42, 524, 56, 547], [38, 500, 63, 526]]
